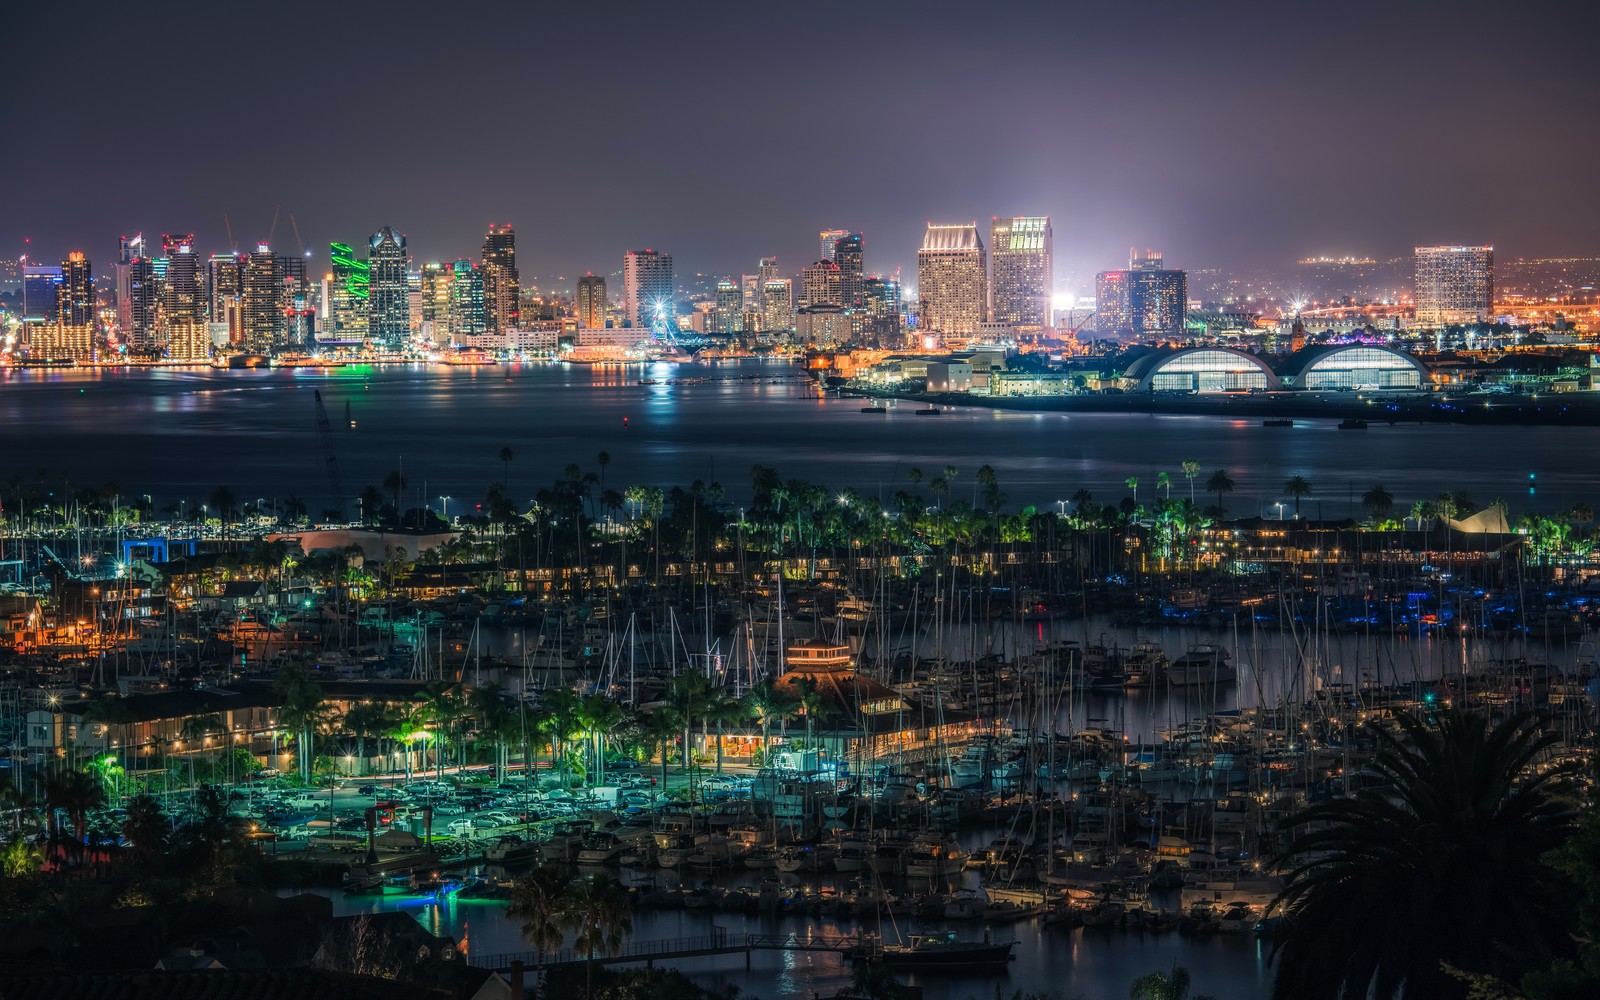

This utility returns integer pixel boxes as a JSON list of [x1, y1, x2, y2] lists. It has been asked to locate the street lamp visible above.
[[439, 496, 451, 521], [1274, 502, 1285, 521], [1056, 499, 1069, 517]]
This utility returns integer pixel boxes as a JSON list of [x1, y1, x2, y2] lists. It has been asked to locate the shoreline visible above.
[[842, 385, 1600, 426]]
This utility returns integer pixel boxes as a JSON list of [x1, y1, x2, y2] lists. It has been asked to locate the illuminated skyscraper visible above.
[[420, 262, 453, 342], [481, 224, 519, 334], [328, 241, 370, 341], [59, 252, 94, 326], [713, 279, 743, 334], [988, 216, 1052, 327], [449, 260, 486, 339], [623, 249, 673, 329], [1413, 245, 1494, 327], [208, 253, 243, 336], [916, 223, 986, 336], [240, 244, 285, 348], [576, 273, 606, 329], [832, 233, 863, 305], [117, 238, 159, 354], [1095, 249, 1186, 340], [801, 259, 842, 307], [762, 279, 794, 332], [819, 229, 849, 262], [759, 256, 779, 284], [367, 227, 409, 348]]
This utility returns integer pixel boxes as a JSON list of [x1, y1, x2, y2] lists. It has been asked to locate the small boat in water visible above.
[[1338, 418, 1368, 430], [860, 405, 887, 413], [1166, 643, 1238, 686], [864, 932, 1016, 969], [914, 407, 941, 415], [1262, 418, 1293, 427]]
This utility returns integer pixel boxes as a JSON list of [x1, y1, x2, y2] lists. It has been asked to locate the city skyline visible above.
[[9, 2, 1600, 287]]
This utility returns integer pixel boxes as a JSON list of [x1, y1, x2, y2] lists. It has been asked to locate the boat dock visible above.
[[471, 928, 865, 972]]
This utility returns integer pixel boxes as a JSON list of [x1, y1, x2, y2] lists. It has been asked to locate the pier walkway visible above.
[[470, 928, 863, 972]]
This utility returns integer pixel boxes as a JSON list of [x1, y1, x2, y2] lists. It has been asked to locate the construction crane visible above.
[[289, 213, 308, 258], [313, 391, 346, 517]]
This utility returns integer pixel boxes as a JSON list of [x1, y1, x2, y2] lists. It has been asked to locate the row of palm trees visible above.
[[506, 865, 632, 1000]]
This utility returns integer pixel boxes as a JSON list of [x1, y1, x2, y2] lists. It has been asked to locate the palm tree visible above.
[[1125, 476, 1139, 504], [1181, 460, 1201, 502], [642, 708, 682, 795], [575, 694, 625, 786], [1130, 964, 1215, 1000], [1269, 709, 1577, 1000], [1156, 470, 1172, 500], [273, 662, 327, 782], [563, 873, 633, 1000], [741, 679, 798, 764], [1362, 482, 1395, 523], [43, 767, 105, 866], [340, 702, 394, 777], [507, 862, 569, 996], [1283, 475, 1311, 517], [382, 468, 407, 517], [498, 446, 514, 492], [1205, 468, 1234, 515]]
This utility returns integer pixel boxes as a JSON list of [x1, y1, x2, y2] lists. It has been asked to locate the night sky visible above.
[[9, 1, 1599, 290]]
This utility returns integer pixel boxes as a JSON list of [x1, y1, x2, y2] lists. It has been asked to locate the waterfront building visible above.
[[119, 254, 159, 354], [32, 321, 96, 362], [801, 259, 842, 308], [1121, 346, 1278, 392], [762, 278, 794, 332], [367, 227, 409, 349], [239, 244, 286, 349], [988, 216, 1052, 327], [818, 229, 849, 262], [207, 253, 241, 322], [1414, 245, 1494, 328], [740, 274, 762, 328], [1096, 250, 1187, 340], [165, 317, 209, 362], [623, 249, 673, 329], [59, 252, 94, 327], [1279, 344, 1431, 390], [833, 233, 864, 305], [713, 279, 743, 333], [917, 223, 986, 336], [576, 273, 606, 329], [419, 263, 451, 343], [481, 224, 519, 335], [795, 304, 849, 345], [327, 241, 370, 342], [449, 260, 486, 340], [22, 264, 63, 323]]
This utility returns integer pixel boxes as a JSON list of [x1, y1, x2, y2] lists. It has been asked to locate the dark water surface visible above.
[[1, 360, 1587, 515]]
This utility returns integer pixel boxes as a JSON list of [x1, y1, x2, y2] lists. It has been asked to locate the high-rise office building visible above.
[[420, 262, 453, 342], [916, 223, 986, 336], [762, 279, 794, 332], [860, 276, 903, 341], [801, 259, 843, 308], [759, 256, 779, 284], [22, 265, 63, 323], [1095, 250, 1187, 340], [1094, 270, 1129, 334], [1413, 245, 1494, 327], [481, 224, 519, 334], [119, 254, 159, 354], [240, 244, 285, 348], [988, 216, 1052, 327], [449, 260, 486, 339], [713, 279, 743, 334], [59, 252, 94, 326], [576, 273, 606, 329], [818, 229, 849, 262], [328, 241, 370, 341], [623, 249, 673, 329], [833, 233, 863, 306], [161, 238, 203, 320], [740, 274, 761, 316], [367, 227, 409, 348], [207, 253, 243, 334]]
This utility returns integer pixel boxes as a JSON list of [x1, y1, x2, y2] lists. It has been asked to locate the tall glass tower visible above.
[[367, 227, 409, 348]]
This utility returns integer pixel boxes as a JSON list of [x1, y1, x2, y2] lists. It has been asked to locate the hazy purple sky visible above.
[[9, 1, 1598, 292]]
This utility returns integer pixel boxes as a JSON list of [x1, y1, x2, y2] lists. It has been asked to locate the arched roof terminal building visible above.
[[1122, 347, 1281, 393], [1278, 344, 1432, 390]]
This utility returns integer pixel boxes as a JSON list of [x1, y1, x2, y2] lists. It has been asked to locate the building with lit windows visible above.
[[1279, 344, 1431, 390], [623, 249, 673, 329], [1414, 245, 1493, 328], [1121, 346, 1279, 393], [449, 260, 485, 340], [818, 229, 849, 262], [762, 279, 794, 332], [481, 224, 518, 334], [576, 273, 606, 329], [795, 305, 849, 345], [1096, 250, 1187, 340], [328, 241, 370, 342], [239, 245, 283, 348], [59, 253, 94, 326], [713, 279, 743, 333], [367, 227, 409, 348], [801, 259, 842, 307], [917, 223, 986, 336], [419, 263, 453, 343], [833, 233, 863, 305], [988, 216, 1051, 327]]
